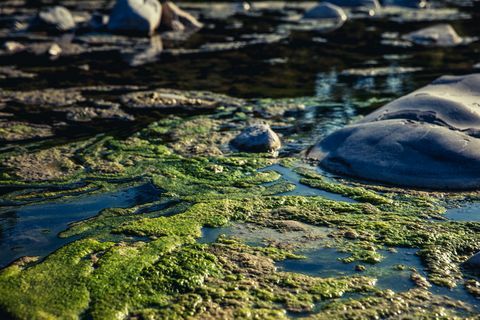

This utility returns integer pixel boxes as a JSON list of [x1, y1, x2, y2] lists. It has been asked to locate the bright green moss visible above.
[[0, 239, 113, 320]]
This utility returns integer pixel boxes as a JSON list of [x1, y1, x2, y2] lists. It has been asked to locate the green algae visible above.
[[0, 239, 114, 320], [1, 103, 480, 319]]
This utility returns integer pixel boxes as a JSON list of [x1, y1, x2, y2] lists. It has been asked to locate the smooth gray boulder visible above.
[[403, 24, 463, 47], [308, 73, 480, 190], [108, 0, 162, 35], [231, 124, 281, 153], [32, 6, 76, 32], [303, 2, 348, 21], [464, 252, 480, 272]]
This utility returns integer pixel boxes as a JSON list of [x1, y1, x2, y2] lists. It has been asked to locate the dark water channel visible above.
[[0, 183, 160, 268]]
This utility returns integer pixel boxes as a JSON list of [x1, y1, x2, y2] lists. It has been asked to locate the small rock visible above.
[[344, 230, 359, 239], [4, 41, 26, 53], [303, 2, 348, 21], [272, 220, 310, 232], [403, 24, 463, 47], [231, 123, 281, 153], [48, 43, 62, 56], [410, 271, 431, 289], [161, 1, 203, 31], [108, 0, 162, 36], [33, 6, 76, 32], [355, 264, 366, 271]]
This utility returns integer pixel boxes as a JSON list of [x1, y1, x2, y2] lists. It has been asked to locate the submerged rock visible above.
[[31, 6, 76, 32], [303, 2, 348, 21], [308, 73, 480, 190], [403, 24, 464, 47], [231, 123, 281, 153], [108, 0, 162, 35]]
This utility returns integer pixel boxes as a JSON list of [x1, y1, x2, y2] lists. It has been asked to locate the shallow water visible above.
[[0, 183, 160, 267], [445, 202, 480, 222], [261, 164, 355, 201], [1, 0, 480, 316], [279, 246, 480, 310]]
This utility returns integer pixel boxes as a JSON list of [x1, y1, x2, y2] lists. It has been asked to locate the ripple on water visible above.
[[0, 183, 160, 268]]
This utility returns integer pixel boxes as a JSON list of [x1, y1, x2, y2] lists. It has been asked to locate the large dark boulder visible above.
[[108, 0, 162, 35], [308, 74, 480, 190]]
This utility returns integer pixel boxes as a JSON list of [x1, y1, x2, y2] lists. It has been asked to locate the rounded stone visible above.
[[231, 124, 281, 153], [34, 6, 76, 32], [403, 24, 463, 47], [108, 0, 162, 35], [464, 252, 480, 272], [308, 74, 480, 190], [303, 2, 348, 21]]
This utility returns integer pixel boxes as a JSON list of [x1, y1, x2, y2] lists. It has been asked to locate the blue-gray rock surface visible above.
[[308, 74, 480, 190], [32, 6, 76, 32], [303, 2, 348, 21], [231, 124, 281, 153], [403, 24, 463, 47], [108, 0, 162, 35]]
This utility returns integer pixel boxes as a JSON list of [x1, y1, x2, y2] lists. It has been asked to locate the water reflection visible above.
[[0, 183, 160, 268]]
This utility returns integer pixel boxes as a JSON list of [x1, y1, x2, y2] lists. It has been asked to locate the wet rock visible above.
[[0, 66, 36, 79], [161, 1, 203, 31], [108, 0, 162, 36], [3, 147, 82, 181], [308, 74, 480, 190], [355, 264, 366, 271], [3, 88, 85, 107], [4, 41, 26, 53], [0, 121, 53, 141], [463, 251, 480, 271], [383, 0, 427, 7], [410, 271, 431, 289], [88, 12, 109, 30], [64, 105, 134, 122], [32, 6, 76, 32], [303, 2, 347, 21], [231, 123, 281, 153], [340, 66, 421, 77], [328, 0, 381, 9], [403, 24, 466, 47], [120, 89, 241, 111]]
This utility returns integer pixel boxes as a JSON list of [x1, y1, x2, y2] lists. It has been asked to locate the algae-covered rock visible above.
[[0, 121, 53, 141], [120, 88, 241, 111], [231, 123, 281, 153], [308, 74, 480, 190]]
